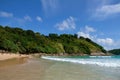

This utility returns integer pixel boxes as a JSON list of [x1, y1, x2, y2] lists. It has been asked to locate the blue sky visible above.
[[0, 0, 120, 50]]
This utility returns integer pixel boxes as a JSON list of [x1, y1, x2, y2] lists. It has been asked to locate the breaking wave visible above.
[[41, 56, 120, 68]]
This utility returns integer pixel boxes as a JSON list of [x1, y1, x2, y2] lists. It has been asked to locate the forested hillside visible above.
[[109, 49, 120, 55], [0, 25, 106, 55]]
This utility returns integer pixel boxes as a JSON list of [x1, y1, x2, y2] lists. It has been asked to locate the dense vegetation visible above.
[[108, 49, 120, 55], [0, 25, 106, 55]]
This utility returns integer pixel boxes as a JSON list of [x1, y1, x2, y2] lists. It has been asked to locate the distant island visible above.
[[0, 25, 107, 56]]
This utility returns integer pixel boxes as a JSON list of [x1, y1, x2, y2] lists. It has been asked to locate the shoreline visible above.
[[30, 52, 112, 57], [0, 53, 119, 80], [0, 52, 113, 62], [0, 53, 31, 68], [0, 53, 31, 61], [0, 52, 112, 60]]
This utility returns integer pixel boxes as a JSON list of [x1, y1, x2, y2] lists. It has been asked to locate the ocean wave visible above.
[[89, 56, 112, 58], [41, 56, 120, 68]]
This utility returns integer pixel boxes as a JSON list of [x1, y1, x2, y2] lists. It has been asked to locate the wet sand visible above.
[[0, 58, 54, 80], [0, 57, 28, 68]]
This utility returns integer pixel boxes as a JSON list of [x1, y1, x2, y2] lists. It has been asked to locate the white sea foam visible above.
[[90, 56, 112, 58], [41, 56, 120, 68]]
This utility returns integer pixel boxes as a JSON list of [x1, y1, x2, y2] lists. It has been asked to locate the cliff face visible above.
[[0, 25, 106, 55]]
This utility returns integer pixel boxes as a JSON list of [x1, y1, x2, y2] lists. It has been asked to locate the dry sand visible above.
[[0, 53, 29, 61]]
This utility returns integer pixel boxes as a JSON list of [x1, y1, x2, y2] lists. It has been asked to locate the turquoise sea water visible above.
[[42, 56, 120, 80], [42, 56, 120, 67]]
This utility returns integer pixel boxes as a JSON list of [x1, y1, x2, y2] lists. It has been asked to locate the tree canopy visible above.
[[0, 25, 106, 55], [108, 49, 120, 55]]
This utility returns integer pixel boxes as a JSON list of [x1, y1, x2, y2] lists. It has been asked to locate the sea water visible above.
[[42, 56, 120, 67], [42, 56, 120, 80]]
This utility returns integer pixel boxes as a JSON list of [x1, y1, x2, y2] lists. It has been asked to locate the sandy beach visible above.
[[0, 53, 30, 61], [0, 55, 120, 80], [0, 58, 54, 80], [0, 53, 31, 68]]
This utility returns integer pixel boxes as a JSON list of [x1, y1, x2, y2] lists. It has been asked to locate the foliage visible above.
[[108, 49, 120, 55], [0, 25, 106, 55]]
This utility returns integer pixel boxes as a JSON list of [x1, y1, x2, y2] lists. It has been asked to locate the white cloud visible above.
[[0, 11, 13, 18], [77, 25, 96, 39], [96, 38, 116, 50], [77, 32, 90, 38], [24, 15, 32, 21], [97, 38, 114, 45], [41, 0, 58, 14], [55, 16, 76, 31], [94, 3, 120, 18], [85, 25, 96, 33], [76, 26, 117, 50], [36, 16, 42, 22]]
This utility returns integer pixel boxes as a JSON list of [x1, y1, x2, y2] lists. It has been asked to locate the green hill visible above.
[[108, 49, 120, 55], [0, 25, 106, 55]]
